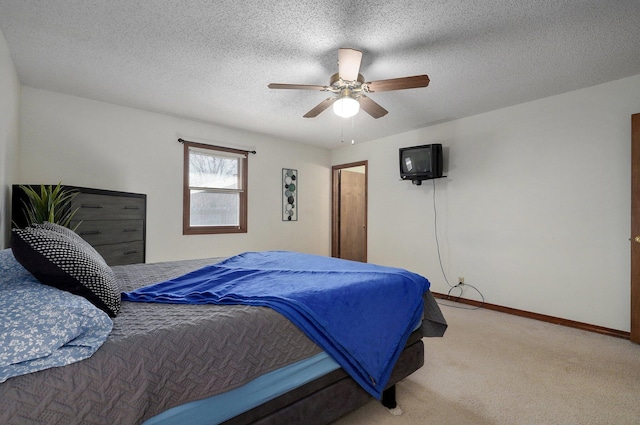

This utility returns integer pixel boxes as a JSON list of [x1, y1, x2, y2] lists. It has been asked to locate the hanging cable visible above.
[[431, 178, 485, 310], [432, 177, 452, 288]]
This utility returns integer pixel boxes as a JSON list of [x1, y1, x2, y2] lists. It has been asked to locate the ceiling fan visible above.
[[268, 48, 430, 119]]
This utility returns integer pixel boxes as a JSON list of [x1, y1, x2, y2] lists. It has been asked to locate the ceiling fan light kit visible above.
[[333, 89, 360, 118], [268, 48, 430, 119]]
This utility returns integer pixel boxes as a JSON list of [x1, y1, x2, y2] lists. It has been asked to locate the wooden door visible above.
[[339, 170, 366, 261], [631, 113, 640, 343], [332, 161, 367, 262]]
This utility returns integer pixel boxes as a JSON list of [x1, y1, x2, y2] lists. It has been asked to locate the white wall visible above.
[[332, 74, 640, 332], [19, 87, 331, 261], [0, 28, 20, 248], [14, 70, 640, 331]]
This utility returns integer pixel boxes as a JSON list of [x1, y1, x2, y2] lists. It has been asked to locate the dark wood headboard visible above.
[[11, 185, 146, 266]]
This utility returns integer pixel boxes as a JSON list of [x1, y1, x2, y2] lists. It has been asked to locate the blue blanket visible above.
[[121, 251, 430, 398]]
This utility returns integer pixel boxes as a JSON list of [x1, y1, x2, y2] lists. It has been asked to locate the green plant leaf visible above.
[[18, 182, 80, 229]]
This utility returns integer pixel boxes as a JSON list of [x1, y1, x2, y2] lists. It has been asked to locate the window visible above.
[[183, 141, 248, 234]]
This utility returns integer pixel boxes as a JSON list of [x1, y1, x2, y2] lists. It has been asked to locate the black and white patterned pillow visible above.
[[32, 222, 92, 249], [11, 226, 121, 317]]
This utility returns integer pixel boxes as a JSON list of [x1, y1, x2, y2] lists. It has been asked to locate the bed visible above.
[[1, 225, 446, 425]]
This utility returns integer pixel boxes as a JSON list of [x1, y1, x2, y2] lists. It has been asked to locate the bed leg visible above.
[[381, 385, 404, 416], [381, 385, 396, 409]]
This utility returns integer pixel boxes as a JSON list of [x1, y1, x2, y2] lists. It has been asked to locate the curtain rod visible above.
[[178, 138, 257, 154]]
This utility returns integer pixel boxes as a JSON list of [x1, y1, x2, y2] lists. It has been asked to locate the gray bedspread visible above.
[[0, 258, 323, 425], [0, 257, 446, 425]]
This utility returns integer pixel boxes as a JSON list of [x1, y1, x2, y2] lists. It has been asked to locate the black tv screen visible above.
[[399, 144, 443, 184]]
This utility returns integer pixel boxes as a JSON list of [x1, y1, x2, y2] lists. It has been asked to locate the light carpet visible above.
[[333, 301, 640, 425]]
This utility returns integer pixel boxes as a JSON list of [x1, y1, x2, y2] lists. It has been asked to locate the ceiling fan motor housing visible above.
[[330, 72, 366, 93]]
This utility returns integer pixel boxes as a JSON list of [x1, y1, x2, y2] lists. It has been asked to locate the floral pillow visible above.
[[0, 248, 112, 383]]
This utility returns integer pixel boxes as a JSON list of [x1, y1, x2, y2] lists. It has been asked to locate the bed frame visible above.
[[223, 330, 424, 425]]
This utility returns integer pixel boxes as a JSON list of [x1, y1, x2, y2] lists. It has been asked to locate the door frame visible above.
[[331, 161, 368, 260], [631, 113, 640, 343]]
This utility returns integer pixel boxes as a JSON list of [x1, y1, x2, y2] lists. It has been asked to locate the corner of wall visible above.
[[0, 27, 21, 248]]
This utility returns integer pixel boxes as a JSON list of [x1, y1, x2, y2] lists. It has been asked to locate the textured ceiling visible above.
[[1, 1, 640, 149]]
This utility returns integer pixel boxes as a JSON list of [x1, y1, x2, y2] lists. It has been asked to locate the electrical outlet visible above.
[[458, 276, 465, 284]]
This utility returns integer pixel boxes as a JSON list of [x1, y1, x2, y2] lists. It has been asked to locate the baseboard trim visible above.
[[431, 292, 631, 340]]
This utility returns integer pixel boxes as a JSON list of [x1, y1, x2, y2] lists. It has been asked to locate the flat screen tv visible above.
[[399, 143, 443, 185]]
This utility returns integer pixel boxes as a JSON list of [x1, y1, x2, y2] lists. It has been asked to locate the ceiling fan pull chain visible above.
[[351, 116, 355, 145]]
